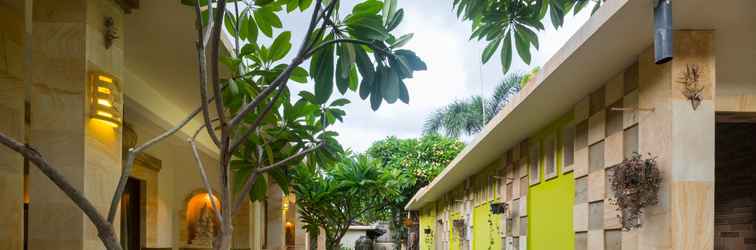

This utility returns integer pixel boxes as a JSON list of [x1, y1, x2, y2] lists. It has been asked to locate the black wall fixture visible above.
[[654, 0, 673, 64]]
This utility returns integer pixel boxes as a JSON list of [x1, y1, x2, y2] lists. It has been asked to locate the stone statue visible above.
[[190, 205, 215, 247]]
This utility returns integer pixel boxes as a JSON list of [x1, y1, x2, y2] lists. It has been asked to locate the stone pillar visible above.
[[27, 0, 124, 249], [637, 30, 715, 250], [0, 1, 27, 249]]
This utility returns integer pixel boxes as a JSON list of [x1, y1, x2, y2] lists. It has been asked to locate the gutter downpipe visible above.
[[654, 0, 673, 64]]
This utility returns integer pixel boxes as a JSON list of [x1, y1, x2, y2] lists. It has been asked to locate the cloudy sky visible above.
[[275, 0, 594, 152]]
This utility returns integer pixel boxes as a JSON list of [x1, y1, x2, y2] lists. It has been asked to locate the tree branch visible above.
[[228, 81, 287, 154], [189, 138, 224, 223], [107, 107, 203, 223], [304, 38, 390, 58], [0, 133, 122, 250], [194, 0, 223, 147], [230, 142, 325, 215]]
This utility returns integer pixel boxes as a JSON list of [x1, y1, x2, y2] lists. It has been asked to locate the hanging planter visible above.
[[609, 153, 663, 230], [490, 202, 508, 214]]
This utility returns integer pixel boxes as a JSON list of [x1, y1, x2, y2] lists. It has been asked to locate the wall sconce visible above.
[[89, 72, 121, 127]]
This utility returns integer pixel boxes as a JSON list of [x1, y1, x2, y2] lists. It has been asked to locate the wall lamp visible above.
[[89, 72, 121, 128]]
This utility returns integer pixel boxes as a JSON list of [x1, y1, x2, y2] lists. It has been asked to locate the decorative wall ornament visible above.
[[678, 64, 705, 110], [104, 17, 119, 49], [609, 153, 663, 231]]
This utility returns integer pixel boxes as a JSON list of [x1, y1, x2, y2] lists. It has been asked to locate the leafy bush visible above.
[[609, 153, 662, 230]]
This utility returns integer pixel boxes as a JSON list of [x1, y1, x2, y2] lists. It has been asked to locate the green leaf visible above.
[[348, 66, 359, 91], [500, 31, 513, 73], [299, 0, 313, 10], [354, 46, 375, 80], [359, 77, 372, 100], [247, 14, 259, 42], [481, 37, 501, 63], [394, 50, 427, 71], [287, 0, 299, 12], [389, 54, 412, 79], [514, 28, 532, 64], [270, 31, 292, 61], [311, 37, 335, 104], [398, 81, 409, 104], [269, 168, 290, 194], [330, 98, 351, 107], [229, 78, 239, 95], [574, 0, 590, 14], [258, 7, 282, 28], [516, 24, 539, 50], [346, 14, 390, 41], [353, 0, 383, 15], [380, 67, 400, 103], [290, 66, 309, 83], [386, 9, 404, 31], [254, 10, 273, 37], [391, 33, 413, 48], [225, 13, 237, 37], [549, 1, 565, 28], [255, 0, 275, 6], [335, 59, 350, 94], [249, 174, 268, 201], [370, 72, 383, 110], [382, 0, 398, 25], [338, 44, 356, 78]]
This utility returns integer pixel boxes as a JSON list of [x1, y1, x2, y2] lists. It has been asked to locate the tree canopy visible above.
[[293, 154, 411, 249], [456, 0, 604, 73]]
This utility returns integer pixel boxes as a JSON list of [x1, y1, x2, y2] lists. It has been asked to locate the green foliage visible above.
[[293, 154, 411, 249], [454, 0, 605, 73], [366, 134, 465, 245], [423, 73, 525, 138], [181, 0, 427, 203]]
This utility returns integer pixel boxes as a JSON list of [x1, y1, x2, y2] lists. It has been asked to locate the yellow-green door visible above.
[[449, 211, 462, 250], [473, 202, 502, 250]]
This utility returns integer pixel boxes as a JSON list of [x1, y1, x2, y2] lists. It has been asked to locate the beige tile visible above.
[[574, 147, 589, 178], [670, 181, 714, 250], [589, 111, 606, 145], [589, 141, 605, 173], [590, 87, 606, 115], [671, 101, 715, 182], [605, 230, 622, 250], [621, 230, 638, 250], [589, 201, 604, 231], [588, 230, 605, 250], [605, 73, 624, 106], [575, 176, 588, 204], [604, 133, 623, 168], [574, 203, 589, 232], [575, 96, 590, 122], [519, 195, 527, 217], [623, 62, 639, 95], [575, 232, 588, 250], [604, 200, 621, 230], [588, 171, 605, 202], [623, 90, 639, 129]]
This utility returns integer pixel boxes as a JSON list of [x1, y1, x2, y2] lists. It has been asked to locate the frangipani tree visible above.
[[0, 0, 426, 249]]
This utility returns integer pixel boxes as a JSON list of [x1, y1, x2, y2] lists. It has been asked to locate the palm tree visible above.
[[423, 72, 527, 138]]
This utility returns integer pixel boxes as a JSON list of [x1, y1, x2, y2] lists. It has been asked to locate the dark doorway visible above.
[[715, 122, 756, 250], [120, 177, 143, 250]]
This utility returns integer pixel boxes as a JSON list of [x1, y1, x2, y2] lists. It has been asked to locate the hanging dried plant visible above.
[[609, 153, 663, 230], [678, 64, 705, 110]]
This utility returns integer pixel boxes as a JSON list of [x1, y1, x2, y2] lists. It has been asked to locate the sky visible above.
[[272, 0, 595, 152]]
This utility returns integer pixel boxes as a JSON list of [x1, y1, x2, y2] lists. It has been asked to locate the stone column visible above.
[[637, 30, 715, 250], [0, 1, 27, 249], [27, 0, 124, 249]]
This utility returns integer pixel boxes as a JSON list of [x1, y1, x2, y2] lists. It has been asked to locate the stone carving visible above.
[[190, 206, 216, 247], [677, 64, 704, 110]]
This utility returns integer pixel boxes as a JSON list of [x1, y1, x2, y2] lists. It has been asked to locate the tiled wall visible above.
[[573, 63, 640, 250]]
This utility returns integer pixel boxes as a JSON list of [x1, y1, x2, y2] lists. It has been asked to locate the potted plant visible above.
[[609, 153, 663, 230]]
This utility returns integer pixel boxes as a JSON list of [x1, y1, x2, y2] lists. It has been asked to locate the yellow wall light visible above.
[[89, 72, 121, 128]]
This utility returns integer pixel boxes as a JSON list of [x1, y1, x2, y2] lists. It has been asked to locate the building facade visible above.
[[0, 0, 312, 249], [406, 1, 755, 250]]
